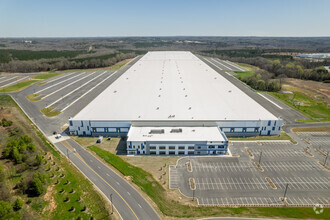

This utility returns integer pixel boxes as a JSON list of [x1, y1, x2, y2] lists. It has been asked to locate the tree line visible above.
[[200, 51, 330, 82], [0, 52, 136, 73]]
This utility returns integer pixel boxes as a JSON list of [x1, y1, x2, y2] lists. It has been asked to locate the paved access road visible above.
[[9, 56, 160, 220]]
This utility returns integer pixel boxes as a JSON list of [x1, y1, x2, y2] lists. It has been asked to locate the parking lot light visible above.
[[283, 183, 289, 200], [259, 151, 263, 164], [324, 152, 329, 166]]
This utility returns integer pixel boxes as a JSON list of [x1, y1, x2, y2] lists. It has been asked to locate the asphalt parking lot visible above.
[[170, 140, 330, 207], [0, 74, 31, 87]]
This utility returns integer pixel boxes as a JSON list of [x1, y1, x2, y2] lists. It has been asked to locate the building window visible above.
[[272, 127, 275, 131], [255, 128, 259, 132], [159, 146, 166, 150], [220, 146, 224, 149], [159, 151, 166, 155], [197, 146, 201, 149], [243, 128, 246, 132], [169, 146, 175, 150], [178, 151, 185, 155], [133, 145, 135, 148], [231, 128, 234, 132], [69, 121, 73, 126], [278, 127, 281, 131], [150, 146, 156, 150], [169, 151, 175, 155], [188, 146, 194, 150], [150, 152, 156, 155], [274, 121, 277, 126], [188, 152, 194, 155], [81, 121, 83, 127], [209, 146, 215, 149], [178, 146, 185, 150], [268, 120, 271, 126]]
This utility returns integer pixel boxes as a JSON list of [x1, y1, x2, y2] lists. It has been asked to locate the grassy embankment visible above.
[[270, 91, 329, 122], [88, 145, 329, 219], [0, 95, 112, 219]]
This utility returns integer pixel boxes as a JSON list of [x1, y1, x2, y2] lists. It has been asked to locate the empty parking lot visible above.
[[170, 140, 330, 207]]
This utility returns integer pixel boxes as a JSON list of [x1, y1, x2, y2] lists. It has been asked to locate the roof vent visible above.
[[170, 128, 182, 133], [113, 90, 117, 93], [185, 95, 188, 97], [149, 129, 164, 134], [188, 107, 192, 110], [156, 107, 159, 110], [228, 90, 232, 93]]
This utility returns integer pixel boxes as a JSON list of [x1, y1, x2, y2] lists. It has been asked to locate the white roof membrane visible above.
[[72, 51, 277, 121]]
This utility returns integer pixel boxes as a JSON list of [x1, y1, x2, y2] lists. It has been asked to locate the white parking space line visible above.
[[61, 70, 117, 111], [0, 76, 19, 84], [258, 93, 283, 109], [0, 76, 29, 87], [223, 60, 247, 71], [46, 71, 109, 108], [45, 71, 77, 84], [212, 58, 233, 70], [35, 71, 86, 93], [204, 58, 222, 70], [42, 71, 95, 100]]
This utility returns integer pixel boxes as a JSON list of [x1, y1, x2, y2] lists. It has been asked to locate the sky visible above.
[[0, 0, 329, 37]]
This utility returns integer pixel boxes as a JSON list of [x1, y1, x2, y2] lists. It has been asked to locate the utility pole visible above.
[[259, 151, 263, 164], [283, 183, 289, 200], [110, 193, 113, 214], [192, 189, 195, 201], [67, 149, 69, 159]]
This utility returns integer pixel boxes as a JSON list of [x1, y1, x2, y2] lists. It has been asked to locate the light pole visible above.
[[283, 183, 289, 200], [259, 151, 263, 164], [110, 193, 113, 214], [192, 189, 195, 201]]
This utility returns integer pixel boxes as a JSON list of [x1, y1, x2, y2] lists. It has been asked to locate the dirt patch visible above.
[[43, 185, 57, 214], [283, 78, 330, 104], [265, 177, 277, 189]]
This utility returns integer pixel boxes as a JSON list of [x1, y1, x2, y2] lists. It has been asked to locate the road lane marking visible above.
[[258, 93, 283, 109], [35, 71, 86, 93], [61, 70, 117, 111], [0, 76, 19, 84], [106, 173, 110, 176], [212, 58, 233, 70], [42, 71, 96, 100], [60, 141, 139, 220], [1, 76, 29, 87], [223, 60, 247, 71], [127, 192, 131, 195], [45, 71, 77, 84], [116, 181, 120, 185], [138, 204, 142, 208], [46, 71, 108, 108]]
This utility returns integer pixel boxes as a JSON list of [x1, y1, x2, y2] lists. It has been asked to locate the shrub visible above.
[[26, 143, 36, 152], [35, 155, 43, 166], [0, 201, 11, 217], [12, 147, 22, 164], [0, 163, 4, 182], [1, 118, 13, 127], [12, 198, 24, 211], [29, 177, 44, 196]]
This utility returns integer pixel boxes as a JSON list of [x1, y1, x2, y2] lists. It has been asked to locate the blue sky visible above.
[[0, 0, 329, 37]]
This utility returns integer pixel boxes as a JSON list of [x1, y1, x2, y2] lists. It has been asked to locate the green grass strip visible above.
[[32, 72, 63, 80], [26, 93, 41, 102], [40, 108, 61, 117], [229, 131, 297, 144], [0, 80, 38, 92], [88, 145, 329, 219]]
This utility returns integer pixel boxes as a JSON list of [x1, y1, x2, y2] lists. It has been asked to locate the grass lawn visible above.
[[26, 93, 41, 101], [0, 79, 38, 92], [88, 145, 329, 219], [234, 70, 255, 79], [0, 95, 112, 219], [292, 126, 330, 133], [269, 91, 330, 122], [229, 131, 297, 144], [32, 72, 63, 80], [40, 108, 61, 117]]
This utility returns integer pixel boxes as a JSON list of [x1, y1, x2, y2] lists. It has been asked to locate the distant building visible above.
[[69, 51, 282, 156]]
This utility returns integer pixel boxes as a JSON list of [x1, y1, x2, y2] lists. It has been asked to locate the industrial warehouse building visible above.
[[69, 51, 282, 156]]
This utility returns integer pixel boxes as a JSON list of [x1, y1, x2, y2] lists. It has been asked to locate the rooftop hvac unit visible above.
[[149, 129, 165, 134], [170, 128, 182, 133]]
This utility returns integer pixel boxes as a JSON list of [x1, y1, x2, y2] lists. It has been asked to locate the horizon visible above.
[[1, 0, 330, 38]]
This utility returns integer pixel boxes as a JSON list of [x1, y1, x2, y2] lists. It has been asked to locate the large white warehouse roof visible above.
[[72, 51, 277, 121]]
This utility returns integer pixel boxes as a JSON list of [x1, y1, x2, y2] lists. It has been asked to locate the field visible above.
[[270, 82, 330, 122], [292, 126, 330, 133], [0, 95, 113, 219]]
